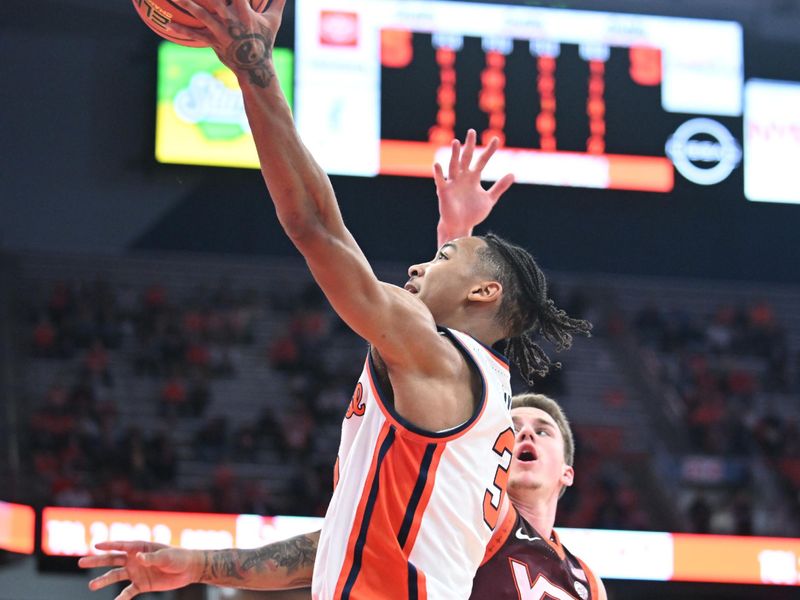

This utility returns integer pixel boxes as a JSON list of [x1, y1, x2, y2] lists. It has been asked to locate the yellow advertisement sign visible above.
[[155, 42, 293, 168]]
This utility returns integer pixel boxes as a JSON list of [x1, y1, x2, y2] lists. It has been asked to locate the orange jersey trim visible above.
[[488, 351, 510, 371], [470, 337, 511, 372], [365, 332, 490, 444], [398, 444, 446, 554], [332, 426, 446, 599], [480, 504, 517, 566], [333, 421, 395, 599], [575, 556, 600, 600], [547, 528, 568, 561]]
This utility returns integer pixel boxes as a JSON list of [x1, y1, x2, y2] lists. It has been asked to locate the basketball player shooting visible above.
[[80, 1, 589, 598], [81, 393, 607, 600]]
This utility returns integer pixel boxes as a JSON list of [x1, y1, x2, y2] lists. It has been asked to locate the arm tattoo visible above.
[[225, 19, 275, 88], [202, 550, 243, 582], [200, 533, 318, 587], [242, 534, 317, 576]]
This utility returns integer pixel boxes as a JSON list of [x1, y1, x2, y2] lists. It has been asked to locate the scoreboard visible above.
[[295, 0, 743, 193], [152, 0, 800, 208]]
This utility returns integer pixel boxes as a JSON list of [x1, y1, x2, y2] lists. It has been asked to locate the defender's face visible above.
[[404, 237, 489, 323], [508, 407, 574, 501]]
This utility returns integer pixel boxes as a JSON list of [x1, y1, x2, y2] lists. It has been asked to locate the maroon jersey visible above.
[[470, 507, 598, 600]]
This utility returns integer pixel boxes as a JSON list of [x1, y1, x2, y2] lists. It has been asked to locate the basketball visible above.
[[132, 0, 270, 47]]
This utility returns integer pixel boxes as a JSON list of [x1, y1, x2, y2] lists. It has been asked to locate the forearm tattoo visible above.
[[201, 534, 318, 587], [224, 19, 275, 88]]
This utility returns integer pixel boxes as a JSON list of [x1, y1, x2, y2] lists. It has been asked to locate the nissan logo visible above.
[[666, 118, 742, 186]]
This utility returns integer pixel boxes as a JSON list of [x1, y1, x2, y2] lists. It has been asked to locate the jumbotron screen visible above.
[[155, 43, 294, 169], [294, 0, 744, 193]]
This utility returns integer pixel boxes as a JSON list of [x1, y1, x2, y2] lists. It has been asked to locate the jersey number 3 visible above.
[[483, 427, 515, 529]]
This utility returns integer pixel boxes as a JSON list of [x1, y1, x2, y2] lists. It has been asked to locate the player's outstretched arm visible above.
[[166, 1, 447, 372], [79, 531, 319, 599], [434, 129, 515, 246]]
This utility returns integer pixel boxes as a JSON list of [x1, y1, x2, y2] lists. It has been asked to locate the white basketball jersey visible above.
[[312, 327, 514, 600]]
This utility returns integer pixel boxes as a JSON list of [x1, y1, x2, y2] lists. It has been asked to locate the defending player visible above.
[[470, 393, 607, 600], [81, 1, 589, 597]]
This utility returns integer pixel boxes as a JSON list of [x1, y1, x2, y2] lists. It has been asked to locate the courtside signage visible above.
[[562, 528, 800, 586], [41, 507, 320, 556], [0, 501, 35, 554], [41, 507, 800, 585]]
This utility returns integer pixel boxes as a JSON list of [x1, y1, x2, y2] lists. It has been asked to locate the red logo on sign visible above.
[[319, 11, 359, 47]]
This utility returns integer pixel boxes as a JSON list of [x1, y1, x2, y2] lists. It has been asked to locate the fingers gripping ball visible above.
[[132, 0, 270, 47]]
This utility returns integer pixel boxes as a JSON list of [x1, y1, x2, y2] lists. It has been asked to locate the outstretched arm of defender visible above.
[[434, 129, 514, 246], [166, 0, 446, 371], [79, 531, 319, 599]]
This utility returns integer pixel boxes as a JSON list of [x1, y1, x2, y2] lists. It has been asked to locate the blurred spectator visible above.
[[187, 368, 211, 417], [148, 431, 178, 484], [31, 314, 57, 357], [688, 495, 712, 533], [161, 372, 188, 418], [233, 425, 259, 462], [84, 338, 112, 386], [194, 416, 230, 462], [23, 273, 690, 535], [632, 298, 797, 535]]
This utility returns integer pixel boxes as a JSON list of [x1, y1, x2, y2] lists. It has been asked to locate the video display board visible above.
[[294, 0, 743, 193], [744, 79, 800, 205], [155, 43, 294, 168]]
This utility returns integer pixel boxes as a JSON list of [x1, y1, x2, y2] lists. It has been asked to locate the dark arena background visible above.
[[2, 0, 800, 598]]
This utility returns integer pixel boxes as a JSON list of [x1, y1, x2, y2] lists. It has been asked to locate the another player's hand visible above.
[[434, 129, 514, 243], [79, 541, 201, 600], [167, 0, 286, 88]]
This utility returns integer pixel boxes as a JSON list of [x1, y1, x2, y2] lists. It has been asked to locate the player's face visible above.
[[404, 237, 491, 323], [508, 407, 574, 501]]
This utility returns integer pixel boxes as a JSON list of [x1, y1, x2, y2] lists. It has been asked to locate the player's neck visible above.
[[438, 313, 503, 348], [509, 492, 558, 540]]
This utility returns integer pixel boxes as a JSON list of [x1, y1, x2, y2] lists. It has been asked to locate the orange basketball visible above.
[[132, 0, 270, 47]]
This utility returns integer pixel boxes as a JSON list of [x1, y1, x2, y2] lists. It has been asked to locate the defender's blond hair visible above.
[[511, 393, 574, 467]]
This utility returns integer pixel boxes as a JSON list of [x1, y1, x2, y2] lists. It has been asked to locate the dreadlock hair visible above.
[[477, 233, 592, 385]]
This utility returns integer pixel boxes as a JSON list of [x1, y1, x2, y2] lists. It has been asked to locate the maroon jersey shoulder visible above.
[[470, 512, 594, 600]]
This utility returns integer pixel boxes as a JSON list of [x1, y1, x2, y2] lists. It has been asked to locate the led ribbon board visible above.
[[42, 507, 800, 586], [42, 507, 320, 556], [0, 501, 35, 554]]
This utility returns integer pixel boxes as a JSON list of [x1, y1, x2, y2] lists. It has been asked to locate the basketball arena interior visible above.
[[1, 0, 800, 598]]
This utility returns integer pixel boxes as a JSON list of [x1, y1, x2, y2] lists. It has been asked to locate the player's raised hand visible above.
[[166, 0, 287, 88], [434, 129, 515, 245], [79, 541, 201, 600]]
